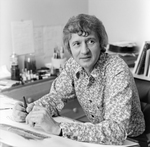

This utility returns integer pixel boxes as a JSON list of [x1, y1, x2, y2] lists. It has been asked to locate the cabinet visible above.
[[1, 77, 54, 102], [60, 98, 89, 122], [1, 77, 88, 121]]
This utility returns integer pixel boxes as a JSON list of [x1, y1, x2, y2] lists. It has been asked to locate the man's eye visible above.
[[88, 39, 95, 44], [73, 42, 80, 47]]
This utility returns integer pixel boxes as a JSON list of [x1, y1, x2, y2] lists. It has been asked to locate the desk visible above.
[[0, 111, 139, 147], [1, 78, 88, 121], [1, 77, 55, 101], [0, 95, 139, 147]]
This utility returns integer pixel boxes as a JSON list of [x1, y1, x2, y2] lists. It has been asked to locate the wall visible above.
[[1, 0, 150, 71], [88, 0, 150, 49], [0, 0, 88, 69], [0, 0, 2, 66]]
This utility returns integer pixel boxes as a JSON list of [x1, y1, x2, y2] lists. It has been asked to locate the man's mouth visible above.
[[80, 56, 91, 59]]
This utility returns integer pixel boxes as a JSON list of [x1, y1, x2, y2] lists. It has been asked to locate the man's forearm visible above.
[[33, 93, 64, 116]]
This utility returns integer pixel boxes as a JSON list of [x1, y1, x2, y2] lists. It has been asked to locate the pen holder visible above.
[[51, 58, 67, 69]]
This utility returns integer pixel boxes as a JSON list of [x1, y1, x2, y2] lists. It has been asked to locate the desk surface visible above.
[[0, 110, 139, 147], [0, 95, 139, 147]]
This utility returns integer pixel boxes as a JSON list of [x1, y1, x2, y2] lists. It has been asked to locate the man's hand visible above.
[[12, 102, 34, 122], [26, 106, 61, 135]]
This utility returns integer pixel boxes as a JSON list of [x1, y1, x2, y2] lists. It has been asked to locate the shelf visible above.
[[133, 74, 150, 81], [1, 77, 55, 101], [1, 76, 56, 92]]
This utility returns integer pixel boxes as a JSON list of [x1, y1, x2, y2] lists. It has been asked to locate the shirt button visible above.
[[89, 100, 92, 103]]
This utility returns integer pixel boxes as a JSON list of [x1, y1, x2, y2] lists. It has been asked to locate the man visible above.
[[13, 14, 145, 145]]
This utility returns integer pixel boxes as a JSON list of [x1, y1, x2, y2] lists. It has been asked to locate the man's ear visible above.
[[64, 47, 72, 58], [100, 46, 106, 53]]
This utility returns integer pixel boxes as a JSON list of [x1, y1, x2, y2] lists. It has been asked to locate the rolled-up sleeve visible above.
[[34, 65, 76, 116]]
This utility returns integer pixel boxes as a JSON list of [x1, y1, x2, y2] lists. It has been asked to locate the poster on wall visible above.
[[43, 25, 63, 62], [33, 27, 44, 56], [11, 20, 35, 55]]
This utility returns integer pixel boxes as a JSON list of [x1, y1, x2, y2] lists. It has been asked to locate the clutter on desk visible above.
[[0, 79, 20, 91], [53, 46, 64, 59], [20, 68, 39, 84], [2, 46, 67, 90], [51, 46, 67, 69], [0, 64, 59, 90], [10, 52, 20, 81], [107, 41, 138, 67], [109, 42, 137, 53], [24, 53, 36, 74]]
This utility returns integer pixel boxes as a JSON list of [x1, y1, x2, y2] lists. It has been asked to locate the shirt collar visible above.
[[75, 52, 107, 79], [75, 66, 84, 79]]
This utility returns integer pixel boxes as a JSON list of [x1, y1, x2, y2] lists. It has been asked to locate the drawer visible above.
[[60, 99, 86, 120], [77, 116, 90, 123]]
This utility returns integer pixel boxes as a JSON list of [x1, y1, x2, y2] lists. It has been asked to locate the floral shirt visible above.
[[34, 53, 145, 145]]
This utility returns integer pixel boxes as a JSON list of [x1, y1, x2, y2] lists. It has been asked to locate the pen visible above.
[[0, 108, 13, 110], [23, 96, 27, 109]]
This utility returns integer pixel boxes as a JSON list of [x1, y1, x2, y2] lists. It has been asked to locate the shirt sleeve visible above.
[[59, 60, 133, 145], [34, 64, 76, 116]]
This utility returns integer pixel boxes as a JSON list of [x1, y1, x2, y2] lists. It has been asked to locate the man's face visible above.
[[69, 31, 101, 74]]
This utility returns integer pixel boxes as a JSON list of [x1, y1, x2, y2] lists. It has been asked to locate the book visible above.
[[147, 54, 150, 77], [134, 41, 150, 75], [135, 46, 146, 74], [144, 49, 150, 76]]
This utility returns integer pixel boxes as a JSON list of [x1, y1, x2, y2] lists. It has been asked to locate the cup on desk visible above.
[[51, 58, 67, 69]]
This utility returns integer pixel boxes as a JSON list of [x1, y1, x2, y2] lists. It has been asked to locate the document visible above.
[[33, 27, 44, 56], [0, 95, 139, 147], [11, 20, 35, 55], [0, 94, 18, 109]]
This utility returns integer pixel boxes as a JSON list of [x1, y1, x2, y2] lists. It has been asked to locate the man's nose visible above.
[[81, 43, 89, 54]]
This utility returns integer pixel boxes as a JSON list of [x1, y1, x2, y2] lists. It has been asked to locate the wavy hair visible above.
[[63, 14, 108, 54]]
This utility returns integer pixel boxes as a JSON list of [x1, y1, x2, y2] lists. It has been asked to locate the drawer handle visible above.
[[27, 97, 33, 103], [73, 108, 78, 113]]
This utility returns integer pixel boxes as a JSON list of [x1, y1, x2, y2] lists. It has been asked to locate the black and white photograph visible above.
[[0, 0, 150, 147]]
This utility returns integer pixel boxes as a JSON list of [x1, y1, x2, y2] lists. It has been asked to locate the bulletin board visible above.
[[11, 20, 63, 63], [11, 20, 35, 55], [34, 25, 63, 60]]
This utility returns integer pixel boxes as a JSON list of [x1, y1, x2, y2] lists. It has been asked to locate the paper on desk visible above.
[[0, 103, 138, 147], [0, 65, 11, 79], [0, 94, 18, 109], [0, 109, 82, 147], [0, 129, 86, 147], [0, 129, 139, 147], [0, 79, 20, 91]]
